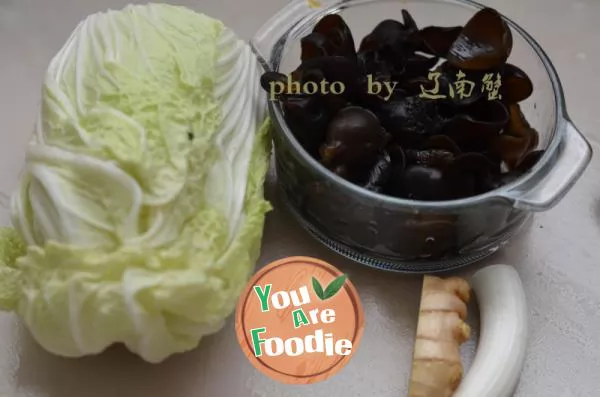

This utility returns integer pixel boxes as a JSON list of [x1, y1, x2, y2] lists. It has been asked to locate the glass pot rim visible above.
[[261, 0, 568, 211]]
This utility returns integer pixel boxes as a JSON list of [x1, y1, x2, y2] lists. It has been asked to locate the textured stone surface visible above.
[[1, 0, 600, 396]]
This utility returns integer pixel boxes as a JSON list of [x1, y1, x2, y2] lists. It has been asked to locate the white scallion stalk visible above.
[[454, 264, 528, 397]]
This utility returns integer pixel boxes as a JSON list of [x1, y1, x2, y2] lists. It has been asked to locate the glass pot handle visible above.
[[502, 119, 593, 212], [250, 0, 346, 70]]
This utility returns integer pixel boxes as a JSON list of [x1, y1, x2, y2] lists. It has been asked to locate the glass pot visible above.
[[251, 0, 593, 272]]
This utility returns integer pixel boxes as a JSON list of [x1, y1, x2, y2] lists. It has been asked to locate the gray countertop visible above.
[[1, 0, 600, 396]]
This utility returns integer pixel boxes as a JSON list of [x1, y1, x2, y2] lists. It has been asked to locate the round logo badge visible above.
[[235, 256, 365, 384]]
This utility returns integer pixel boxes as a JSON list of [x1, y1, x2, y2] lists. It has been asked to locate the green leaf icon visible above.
[[312, 277, 325, 300], [323, 274, 348, 300]]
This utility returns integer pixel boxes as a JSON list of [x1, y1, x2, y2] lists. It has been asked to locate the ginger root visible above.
[[408, 275, 472, 397]]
